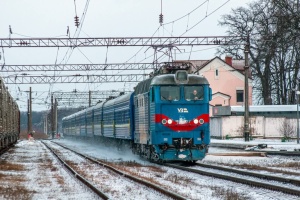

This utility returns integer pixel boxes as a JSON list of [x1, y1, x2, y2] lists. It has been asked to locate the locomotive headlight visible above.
[[199, 119, 204, 124], [162, 119, 167, 124], [167, 119, 173, 124], [193, 119, 199, 124]]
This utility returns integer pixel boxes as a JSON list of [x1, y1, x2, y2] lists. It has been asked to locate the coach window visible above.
[[184, 86, 204, 101], [160, 86, 180, 101]]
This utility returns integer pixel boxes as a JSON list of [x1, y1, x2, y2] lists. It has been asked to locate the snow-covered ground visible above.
[[55, 138, 300, 199], [0, 138, 299, 200], [211, 138, 300, 151], [0, 139, 100, 200]]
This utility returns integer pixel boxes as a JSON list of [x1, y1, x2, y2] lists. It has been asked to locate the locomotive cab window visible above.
[[184, 86, 204, 101], [160, 86, 180, 101]]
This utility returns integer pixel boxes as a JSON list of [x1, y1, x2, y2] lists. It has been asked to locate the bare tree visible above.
[[217, 0, 300, 105], [279, 119, 295, 140]]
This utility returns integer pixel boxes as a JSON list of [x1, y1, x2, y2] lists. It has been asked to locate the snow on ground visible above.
[[1, 138, 299, 200], [0, 139, 100, 200], [46, 141, 173, 200], [55, 138, 300, 200], [204, 139, 300, 180], [55, 138, 140, 162]]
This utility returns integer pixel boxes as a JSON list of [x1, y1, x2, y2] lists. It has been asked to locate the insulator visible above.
[[74, 16, 80, 27], [159, 14, 163, 25]]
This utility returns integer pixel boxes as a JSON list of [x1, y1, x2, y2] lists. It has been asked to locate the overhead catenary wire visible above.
[[124, 0, 231, 70], [163, 0, 209, 25], [180, 0, 230, 37]]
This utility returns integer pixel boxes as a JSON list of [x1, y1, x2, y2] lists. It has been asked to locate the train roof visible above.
[[114, 92, 133, 104], [94, 101, 105, 109], [151, 74, 209, 85], [135, 73, 209, 95], [62, 93, 133, 120]]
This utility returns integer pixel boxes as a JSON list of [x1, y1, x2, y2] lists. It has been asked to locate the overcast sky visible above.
[[0, 0, 252, 111]]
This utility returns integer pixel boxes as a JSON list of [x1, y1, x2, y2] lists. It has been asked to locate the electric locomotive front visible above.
[[134, 70, 212, 162]]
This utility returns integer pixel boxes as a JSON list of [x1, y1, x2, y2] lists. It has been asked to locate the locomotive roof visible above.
[[151, 74, 209, 85], [134, 73, 209, 95]]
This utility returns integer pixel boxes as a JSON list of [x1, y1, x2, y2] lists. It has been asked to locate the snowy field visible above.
[[0, 138, 299, 200], [56, 138, 300, 199]]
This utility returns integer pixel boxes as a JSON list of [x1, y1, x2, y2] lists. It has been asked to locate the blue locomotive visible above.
[[62, 69, 212, 162]]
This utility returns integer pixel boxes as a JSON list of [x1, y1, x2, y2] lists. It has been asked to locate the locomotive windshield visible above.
[[160, 86, 180, 101], [184, 86, 204, 101]]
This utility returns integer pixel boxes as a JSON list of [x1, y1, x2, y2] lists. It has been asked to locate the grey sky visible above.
[[0, 0, 251, 111]]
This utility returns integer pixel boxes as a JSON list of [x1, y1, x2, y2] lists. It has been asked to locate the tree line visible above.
[[20, 107, 84, 134], [218, 0, 300, 105]]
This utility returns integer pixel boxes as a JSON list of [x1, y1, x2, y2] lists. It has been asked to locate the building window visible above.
[[215, 69, 219, 76], [236, 90, 244, 102]]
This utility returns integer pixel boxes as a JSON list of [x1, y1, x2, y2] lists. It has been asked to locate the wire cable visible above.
[[180, 0, 230, 37], [163, 0, 209, 25]]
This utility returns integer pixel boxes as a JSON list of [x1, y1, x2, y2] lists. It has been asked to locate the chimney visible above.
[[225, 56, 232, 66]]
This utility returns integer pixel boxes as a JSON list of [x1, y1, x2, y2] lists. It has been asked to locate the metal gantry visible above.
[[1, 62, 195, 84], [52, 90, 130, 108], [0, 63, 160, 72], [2, 74, 148, 84], [0, 36, 245, 47]]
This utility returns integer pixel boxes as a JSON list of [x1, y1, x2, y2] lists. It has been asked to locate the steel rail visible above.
[[265, 151, 300, 156], [164, 163, 300, 196], [195, 163, 300, 186], [52, 141, 187, 200], [42, 141, 110, 200]]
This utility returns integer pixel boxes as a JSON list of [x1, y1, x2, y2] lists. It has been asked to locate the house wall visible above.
[[211, 95, 230, 106], [197, 58, 252, 106], [210, 116, 297, 139]]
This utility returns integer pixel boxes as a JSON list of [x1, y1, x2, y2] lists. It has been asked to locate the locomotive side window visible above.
[[160, 86, 180, 101], [184, 86, 204, 101], [151, 87, 155, 102]]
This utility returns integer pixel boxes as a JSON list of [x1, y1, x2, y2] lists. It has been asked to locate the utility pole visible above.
[[296, 0, 300, 145], [244, 33, 250, 142], [44, 115, 48, 136], [27, 87, 32, 137], [89, 90, 91, 107], [297, 90, 300, 144], [27, 99, 30, 136], [51, 94, 54, 139], [54, 98, 58, 137]]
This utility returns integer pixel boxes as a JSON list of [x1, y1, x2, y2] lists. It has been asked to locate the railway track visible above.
[[42, 141, 108, 199], [164, 162, 300, 197], [0, 142, 16, 156], [45, 141, 186, 200], [195, 162, 300, 186]]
